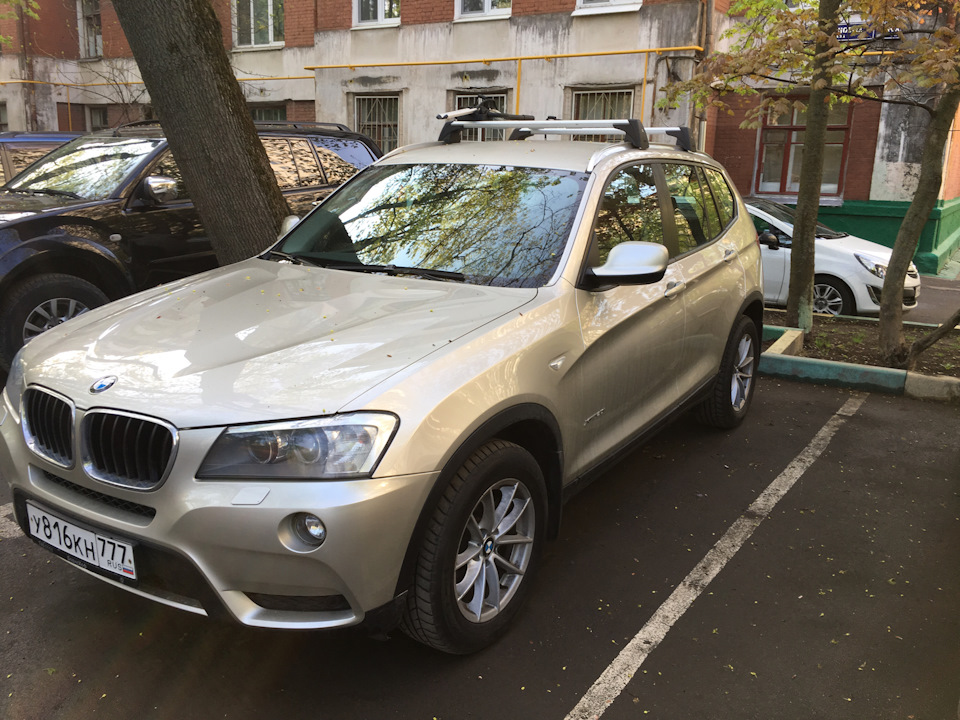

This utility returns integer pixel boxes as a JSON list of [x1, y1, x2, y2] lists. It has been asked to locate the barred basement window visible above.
[[455, 94, 506, 141], [235, 0, 284, 47], [250, 106, 287, 122], [572, 89, 634, 142], [355, 96, 399, 153]]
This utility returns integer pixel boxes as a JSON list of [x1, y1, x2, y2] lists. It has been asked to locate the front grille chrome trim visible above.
[[80, 409, 179, 491], [21, 386, 76, 469]]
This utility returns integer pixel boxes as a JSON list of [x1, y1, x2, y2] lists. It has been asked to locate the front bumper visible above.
[[1, 391, 437, 629]]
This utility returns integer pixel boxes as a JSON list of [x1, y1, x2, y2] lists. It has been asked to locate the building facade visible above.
[[1, 0, 957, 272]]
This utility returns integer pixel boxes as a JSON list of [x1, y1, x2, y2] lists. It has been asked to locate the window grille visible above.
[[356, 96, 400, 153], [572, 90, 634, 142]]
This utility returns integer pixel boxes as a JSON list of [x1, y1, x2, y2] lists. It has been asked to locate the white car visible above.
[[746, 198, 921, 316]]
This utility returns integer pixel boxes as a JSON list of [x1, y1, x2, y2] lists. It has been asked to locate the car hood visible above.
[[22, 258, 536, 427], [816, 233, 893, 261], [0, 190, 86, 222]]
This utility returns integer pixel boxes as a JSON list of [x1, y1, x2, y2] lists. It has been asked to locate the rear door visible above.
[[661, 163, 747, 395]]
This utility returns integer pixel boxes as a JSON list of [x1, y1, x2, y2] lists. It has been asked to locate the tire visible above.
[[0, 273, 109, 369], [696, 315, 759, 429], [813, 275, 855, 316], [400, 439, 546, 654]]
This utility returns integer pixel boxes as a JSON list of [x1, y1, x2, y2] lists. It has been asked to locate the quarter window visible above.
[[757, 104, 850, 196], [356, 0, 400, 25], [78, 0, 102, 58], [262, 138, 325, 189], [594, 164, 664, 264], [702, 167, 735, 227], [235, 0, 284, 47], [355, 96, 400, 153]]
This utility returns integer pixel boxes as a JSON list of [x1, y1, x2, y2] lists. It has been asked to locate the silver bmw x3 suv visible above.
[[1, 113, 763, 653]]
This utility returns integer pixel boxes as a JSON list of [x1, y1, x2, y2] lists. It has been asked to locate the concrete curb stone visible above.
[[760, 326, 960, 403]]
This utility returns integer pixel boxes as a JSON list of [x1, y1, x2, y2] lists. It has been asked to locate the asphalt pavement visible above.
[[2, 379, 957, 720]]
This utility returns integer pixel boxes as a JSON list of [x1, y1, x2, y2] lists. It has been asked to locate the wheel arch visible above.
[[393, 403, 564, 599], [0, 239, 134, 301]]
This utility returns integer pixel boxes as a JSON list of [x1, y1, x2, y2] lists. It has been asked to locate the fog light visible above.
[[294, 513, 326, 546]]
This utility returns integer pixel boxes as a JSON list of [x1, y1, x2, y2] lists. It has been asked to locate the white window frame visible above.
[[353, 0, 401, 28], [572, 0, 643, 17], [77, 0, 102, 59], [454, 0, 511, 21], [354, 95, 401, 153], [234, 0, 285, 49]]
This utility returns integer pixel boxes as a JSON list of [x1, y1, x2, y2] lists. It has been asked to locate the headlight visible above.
[[197, 412, 398, 480], [855, 253, 887, 279], [4, 348, 26, 416]]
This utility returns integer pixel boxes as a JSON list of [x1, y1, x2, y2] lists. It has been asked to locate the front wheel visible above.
[[813, 276, 855, 316], [400, 440, 546, 654], [0, 273, 109, 369], [696, 315, 759, 429]]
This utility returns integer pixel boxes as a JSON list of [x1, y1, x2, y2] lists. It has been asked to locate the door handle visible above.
[[723, 248, 737, 263], [664, 280, 685, 299]]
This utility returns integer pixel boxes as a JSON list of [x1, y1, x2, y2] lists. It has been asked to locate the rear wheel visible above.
[[400, 440, 546, 654], [0, 273, 108, 368], [696, 315, 759, 429]]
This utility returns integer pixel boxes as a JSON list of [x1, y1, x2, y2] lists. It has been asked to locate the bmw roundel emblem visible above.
[[90, 376, 118, 394]]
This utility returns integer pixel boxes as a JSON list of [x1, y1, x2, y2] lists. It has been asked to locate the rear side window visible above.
[[663, 163, 723, 254], [593, 164, 664, 264], [262, 138, 328, 190], [702, 167, 735, 227]]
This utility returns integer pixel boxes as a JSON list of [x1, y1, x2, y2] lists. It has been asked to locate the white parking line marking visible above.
[[0, 502, 23, 540], [565, 394, 867, 720]]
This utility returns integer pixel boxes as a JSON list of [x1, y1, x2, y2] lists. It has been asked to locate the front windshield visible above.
[[749, 199, 847, 239], [278, 163, 589, 288], [5, 136, 164, 200]]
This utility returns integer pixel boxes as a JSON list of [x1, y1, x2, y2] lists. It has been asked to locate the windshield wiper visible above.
[[325, 262, 465, 282], [261, 249, 321, 267], [4, 187, 83, 199]]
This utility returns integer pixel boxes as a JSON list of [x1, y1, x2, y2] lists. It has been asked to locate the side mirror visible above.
[[581, 241, 669, 290], [142, 175, 179, 205], [759, 232, 780, 249], [278, 214, 301, 239]]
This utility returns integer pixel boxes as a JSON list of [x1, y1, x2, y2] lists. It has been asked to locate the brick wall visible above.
[[940, 106, 960, 201], [402, 0, 453, 24], [101, 2, 132, 58], [512, 0, 576, 15], [285, 0, 318, 45], [287, 99, 316, 121], [26, 0, 79, 59], [317, 0, 353, 30], [843, 97, 880, 202], [707, 96, 757, 196]]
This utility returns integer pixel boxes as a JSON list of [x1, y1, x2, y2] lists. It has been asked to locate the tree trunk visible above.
[[784, 0, 840, 334], [112, 0, 290, 265], [878, 84, 960, 368]]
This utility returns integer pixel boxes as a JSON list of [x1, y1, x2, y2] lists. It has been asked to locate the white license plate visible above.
[[26, 503, 137, 580]]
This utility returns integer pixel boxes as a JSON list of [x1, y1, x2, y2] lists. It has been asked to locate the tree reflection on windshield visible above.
[[6, 137, 163, 200], [280, 163, 589, 288]]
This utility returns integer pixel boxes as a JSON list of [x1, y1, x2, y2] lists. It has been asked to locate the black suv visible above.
[[0, 121, 381, 368]]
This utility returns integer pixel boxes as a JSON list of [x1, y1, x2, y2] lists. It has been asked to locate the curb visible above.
[[760, 326, 960, 403]]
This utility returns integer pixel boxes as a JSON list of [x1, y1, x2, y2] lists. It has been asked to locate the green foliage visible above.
[[660, 0, 960, 126], [0, 0, 40, 46]]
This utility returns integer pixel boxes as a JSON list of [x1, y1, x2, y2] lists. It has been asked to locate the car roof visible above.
[[378, 139, 712, 173], [0, 131, 84, 142], [96, 120, 377, 145]]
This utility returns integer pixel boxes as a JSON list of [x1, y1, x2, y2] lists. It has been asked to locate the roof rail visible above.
[[253, 121, 353, 132], [437, 106, 693, 151], [110, 119, 163, 136]]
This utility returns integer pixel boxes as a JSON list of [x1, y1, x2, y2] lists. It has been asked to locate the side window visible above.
[[315, 146, 362, 185], [703, 167, 735, 227], [150, 151, 189, 201], [663, 163, 721, 254], [261, 138, 301, 190], [593, 164, 664, 265], [289, 138, 325, 187], [7, 143, 59, 177]]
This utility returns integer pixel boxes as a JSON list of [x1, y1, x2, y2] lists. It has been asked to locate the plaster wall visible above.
[[869, 101, 929, 202]]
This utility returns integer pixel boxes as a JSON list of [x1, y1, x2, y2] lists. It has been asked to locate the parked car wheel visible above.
[[696, 315, 759, 429], [401, 440, 546, 654], [0, 273, 108, 368], [813, 275, 855, 316]]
